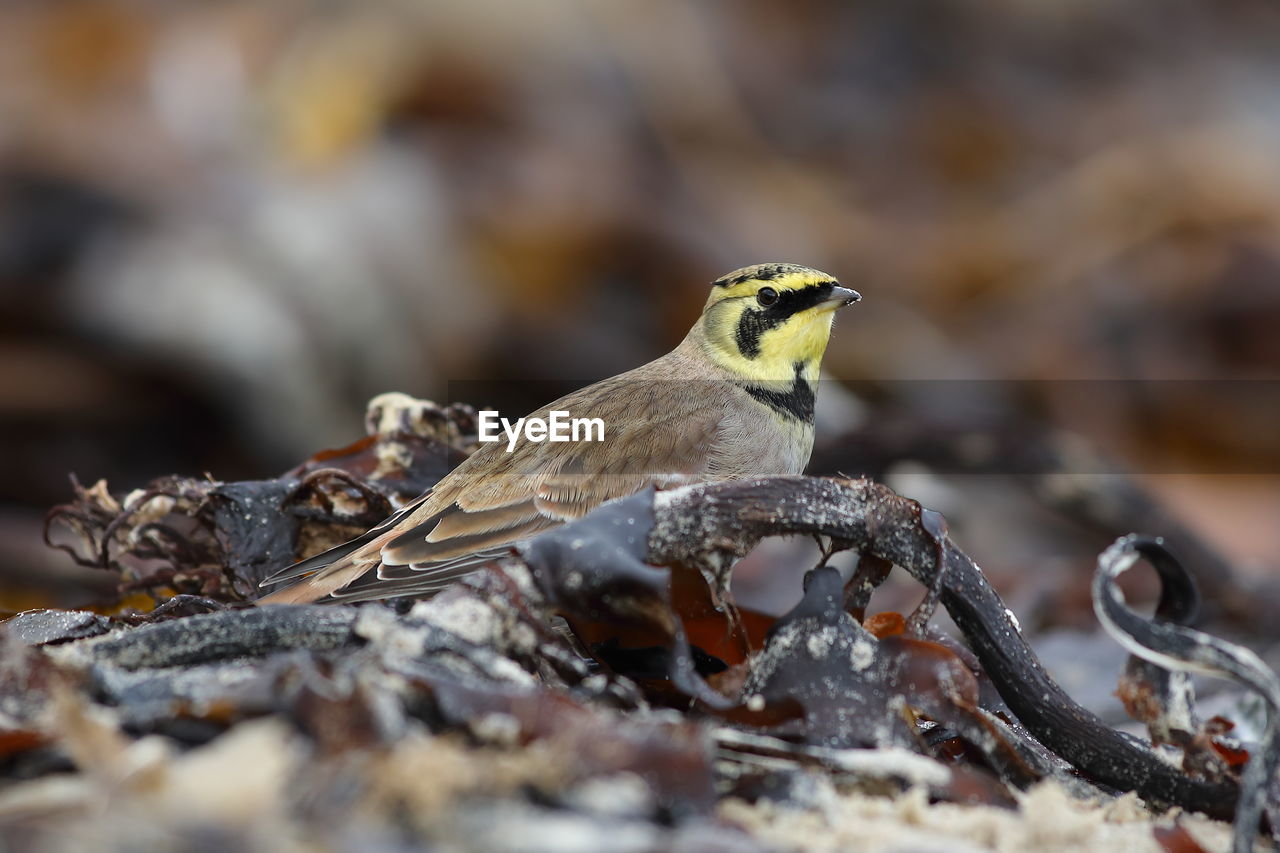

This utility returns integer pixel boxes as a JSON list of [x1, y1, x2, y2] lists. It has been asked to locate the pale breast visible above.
[[704, 390, 816, 479]]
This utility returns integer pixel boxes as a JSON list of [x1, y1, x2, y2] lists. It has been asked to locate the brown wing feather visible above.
[[379, 403, 722, 566], [423, 500, 541, 542], [382, 514, 560, 566], [259, 369, 729, 604]]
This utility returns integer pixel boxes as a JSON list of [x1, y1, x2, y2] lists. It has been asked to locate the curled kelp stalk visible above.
[[523, 502, 1085, 804], [507, 476, 1247, 820], [628, 476, 1243, 819], [1093, 535, 1280, 853]]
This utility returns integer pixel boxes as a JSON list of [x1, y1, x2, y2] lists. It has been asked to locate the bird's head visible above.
[[696, 262, 860, 382]]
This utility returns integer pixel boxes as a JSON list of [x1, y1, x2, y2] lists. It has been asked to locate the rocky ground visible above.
[[2, 396, 1276, 853]]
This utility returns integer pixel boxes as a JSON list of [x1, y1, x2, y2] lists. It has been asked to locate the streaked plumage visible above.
[[259, 263, 859, 604]]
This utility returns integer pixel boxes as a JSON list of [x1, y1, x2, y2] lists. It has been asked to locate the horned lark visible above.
[[259, 263, 860, 604]]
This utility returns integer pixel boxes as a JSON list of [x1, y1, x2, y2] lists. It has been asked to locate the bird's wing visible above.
[[259, 380, 729, 604], [258, 490, 433, 586]]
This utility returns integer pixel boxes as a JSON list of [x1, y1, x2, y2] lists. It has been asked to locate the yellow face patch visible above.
[[700, 263, 847, 381]]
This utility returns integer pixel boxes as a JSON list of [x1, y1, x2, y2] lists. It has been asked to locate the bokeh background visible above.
[[3, 0, 1279, 675]]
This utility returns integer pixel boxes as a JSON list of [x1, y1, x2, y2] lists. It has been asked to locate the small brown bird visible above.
[[259, 263, 860, 604]]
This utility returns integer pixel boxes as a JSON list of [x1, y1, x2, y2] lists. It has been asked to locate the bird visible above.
[[258, 263, 860, 604]]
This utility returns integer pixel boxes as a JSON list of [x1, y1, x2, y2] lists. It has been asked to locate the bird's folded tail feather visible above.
[[258, 491, 433, 587]]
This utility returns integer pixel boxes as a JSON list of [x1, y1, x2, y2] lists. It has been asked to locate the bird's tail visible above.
[[254, 558, 373, 604], [256, 493, 432, 605], [256, 546, 382, 605]]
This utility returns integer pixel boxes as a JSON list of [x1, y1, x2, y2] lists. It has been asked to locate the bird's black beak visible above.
[[820, 285, 861, 309]]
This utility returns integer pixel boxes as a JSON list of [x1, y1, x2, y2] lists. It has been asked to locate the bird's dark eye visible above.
[[757, 287, 779, 307]]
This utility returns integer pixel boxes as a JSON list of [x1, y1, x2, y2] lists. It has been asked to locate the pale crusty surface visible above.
[[718, 781, 1233, 853]]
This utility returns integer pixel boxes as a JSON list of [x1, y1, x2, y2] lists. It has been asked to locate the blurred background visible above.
[[3, 0, 1279, 695]]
